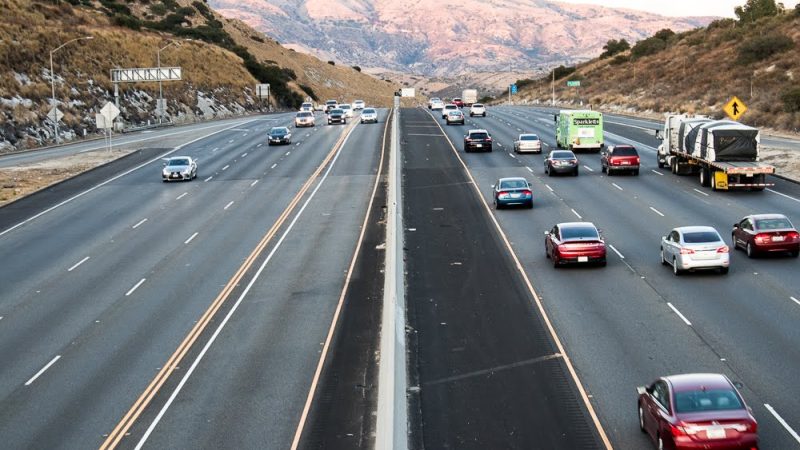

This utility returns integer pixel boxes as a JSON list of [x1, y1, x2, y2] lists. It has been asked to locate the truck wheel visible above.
[[657, 158, 665, 169], [710, 171, 718, 191], [699, 169, 710, 187], [671, 159, 677, 174]]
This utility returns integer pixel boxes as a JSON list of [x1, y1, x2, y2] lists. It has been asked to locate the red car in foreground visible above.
[[732, 213, 799, 258], [544, 222, 606, 267], [637, 373, 758, 450]]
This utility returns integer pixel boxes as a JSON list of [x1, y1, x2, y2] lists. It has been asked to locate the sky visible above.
[[554, 0, 800, 17]]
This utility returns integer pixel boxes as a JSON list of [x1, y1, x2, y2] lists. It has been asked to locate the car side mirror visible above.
[[732, 224, 739, 229], [527, 182, 532, 188], [491, 184, 496, 189], [544, 231, 550, 236], [662, 235, 668, 241]]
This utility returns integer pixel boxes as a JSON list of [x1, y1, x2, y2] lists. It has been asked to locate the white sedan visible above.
[[661, 226, 730, 275], [339, 104, 354, 118], [162, 156, 197, 181], [514, 134, 542, 154]]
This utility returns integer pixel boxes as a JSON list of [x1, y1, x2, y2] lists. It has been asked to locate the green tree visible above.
[[734, 0, 780, 22], [600, 39, 630, 58]]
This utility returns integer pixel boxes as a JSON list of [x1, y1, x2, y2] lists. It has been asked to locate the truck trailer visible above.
[[656, 114, 774, 191], [461, 89, 478, 107]]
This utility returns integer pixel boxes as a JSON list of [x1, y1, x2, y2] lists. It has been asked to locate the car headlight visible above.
[[162, 169, 169, 175]]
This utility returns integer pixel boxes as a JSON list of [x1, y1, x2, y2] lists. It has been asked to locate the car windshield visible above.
[[521, 135, 539, 141], [613, 147, 638, 156], [331, 109, 343, 114], [552, 151, 575, 159], [341, 105, 351, 109], [469, 132, 488, 139], [297, 112, 312, 117], [363, 109, 376, 114], [445, 105, 457, 109], [473, 104, 483, 108], [271, 128, 288, 135], [674, 389, 744, 413], [755, 218, 793, 229], [449, 111, 461, 116], [500, 179, 528, 189], [168, 159, 189, 166], [683, 231, 721, 243], [561, 226, 599, 239]]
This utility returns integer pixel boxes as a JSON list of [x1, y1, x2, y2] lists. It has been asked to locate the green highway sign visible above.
[[567, 80, 580, 87]]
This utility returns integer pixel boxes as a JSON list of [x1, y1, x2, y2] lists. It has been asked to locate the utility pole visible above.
[[157, 40, 180, 125], [551, 67, 555, 107], [49, 35, 93, 144]]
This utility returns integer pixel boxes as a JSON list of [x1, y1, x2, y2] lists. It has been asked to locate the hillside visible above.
[[0, 0, 397, 151], [208, 0, 712, 76], [513, 6, 800, 133]]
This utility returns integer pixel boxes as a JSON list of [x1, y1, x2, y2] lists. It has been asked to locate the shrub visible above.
[[782, 87, 800, 112], [737, 33, 794, 64], [553, 65, 576, 79], [192, 1, 212, 19], [99, 0, 132, 15], [478, 96, 494, 104], [150, 3, 167, 15], [176, 6, 195, 17], [516, 78, 536, 88], [113, 13, 141, 30], [327, 60, 335, 66], [600, 39, 630, 58], [299, 84, 318, 101], [610, 54, 628, 65], [735, 0, 780, 23], [251, 35, 264, 43], [707, 18, 736, 30], [631, 36, 666, 59], [352, 65, 361, 72], [653, 29, 675, 41]]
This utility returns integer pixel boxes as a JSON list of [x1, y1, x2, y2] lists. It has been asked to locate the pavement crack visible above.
[[423, 353, 563, 387]]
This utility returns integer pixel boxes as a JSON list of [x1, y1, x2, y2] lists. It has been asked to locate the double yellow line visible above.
[[100, 121, 358, 450]]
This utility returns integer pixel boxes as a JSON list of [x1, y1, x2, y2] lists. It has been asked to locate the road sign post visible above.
[[256, 83, 270, 112]]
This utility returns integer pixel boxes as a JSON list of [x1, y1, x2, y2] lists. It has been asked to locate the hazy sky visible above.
[[554, 0, 800, 17]]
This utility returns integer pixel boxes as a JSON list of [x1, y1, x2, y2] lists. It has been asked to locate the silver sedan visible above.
[[660, 226, 730, 275], [162, 156, 197, 181]]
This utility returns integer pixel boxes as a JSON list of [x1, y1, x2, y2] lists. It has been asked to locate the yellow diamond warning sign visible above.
[[723, 96, 747, 121]]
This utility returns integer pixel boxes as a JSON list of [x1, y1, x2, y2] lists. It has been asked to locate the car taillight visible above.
[[523, 190, 532, 197], [730, 421, 757, 433], [635, 157, 640, 164], [570, 159, 578, 164], [670, 422, 689, 437], [786, 231, 800, 241], [680, 248, 695, 255], [498, 191, 509, 198], [717, 245, 729, 253], [612, 159, 620, 165], [754, 233, 770, 244], [486, 137, 492, 141]]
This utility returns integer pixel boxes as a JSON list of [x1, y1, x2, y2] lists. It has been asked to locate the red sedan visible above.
[[637, 373, 758, 450], [544, 222, 606, 267], [732, 213, 799, 258]]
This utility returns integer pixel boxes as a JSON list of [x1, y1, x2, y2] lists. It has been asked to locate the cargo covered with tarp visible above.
[[692, 120, 760, 162]]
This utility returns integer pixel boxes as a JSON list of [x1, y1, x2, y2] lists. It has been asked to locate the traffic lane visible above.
[[447, 118, 799, 448], [403, 108, 605, 449], [0, 121, 353, 447], [122, 116, 384, 449], [0, 113, 294, 168]]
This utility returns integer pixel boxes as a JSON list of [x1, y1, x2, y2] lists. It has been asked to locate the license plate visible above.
[[773, 236, 785, 242], [621, 161, 630, 165], [706, 427, 726, 439], [476, 144, 482, 148], [578, 256, 588, 262], [171, 174, 179, 178], [511, 193, 521, 198]]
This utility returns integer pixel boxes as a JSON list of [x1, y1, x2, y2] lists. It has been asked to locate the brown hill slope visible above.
[[514, 10, 800, 132]]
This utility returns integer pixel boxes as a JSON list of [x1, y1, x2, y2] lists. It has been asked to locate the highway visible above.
[[414, 104, 800, 449], [0, 110, 388, 449], [2, 102, 800, 449]]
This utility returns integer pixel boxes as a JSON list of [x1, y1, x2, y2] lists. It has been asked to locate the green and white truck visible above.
[[555, 110, 604, 152]]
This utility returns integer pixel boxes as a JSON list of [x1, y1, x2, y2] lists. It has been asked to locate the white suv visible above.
[[353, 100, 365, 110], [469, 103, 486, 117]]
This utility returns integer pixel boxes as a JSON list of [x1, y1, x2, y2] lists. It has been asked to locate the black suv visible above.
[[328, 108, 346, 125], [464, 129, 493, 152]]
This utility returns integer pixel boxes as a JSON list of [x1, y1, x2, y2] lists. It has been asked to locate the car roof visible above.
[[748, 213, 789, 221], [674, 226, 718, 234], [445, 103, 458, 107], [557, 222, 597, 229], [519, 133, 538, 138], [664, 373, 733, 393], [499, 177, 528, 183], [468, 129, 488, 134], [340, 104, 351, 107], [611, 144, 635, 149], [167, 156, 191, 161]]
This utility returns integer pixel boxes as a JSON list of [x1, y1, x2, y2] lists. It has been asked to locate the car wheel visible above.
[[746, 242, 755, 258], [573, 167, 579, 176], [731, 234, 739, 250], [673, 258, 681, 276], [638, 405, 646, 433], [791, 249, 799, 257], [660, 248, 668, 265], [720, 267, 729, 274], [599, 259, 607, 267], [548, 166, 553, 176], [606, 167, 613, 176], [553, 253, 560, 268], [527, 201, 533, 209], [601, 164, 606, 173]]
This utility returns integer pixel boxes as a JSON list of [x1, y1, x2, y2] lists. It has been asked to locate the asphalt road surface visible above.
[[0, 110, 388, 449], [417, 104, 800, 449]]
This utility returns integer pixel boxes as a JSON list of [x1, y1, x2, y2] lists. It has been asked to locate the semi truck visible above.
[[656, 114, 774, 191], [461, 89, 478, 107], [555, 110, 604, 152]]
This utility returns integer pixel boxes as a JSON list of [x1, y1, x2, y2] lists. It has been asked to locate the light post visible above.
[[49, 35, 93, 144], [157, 40, 181, 124]]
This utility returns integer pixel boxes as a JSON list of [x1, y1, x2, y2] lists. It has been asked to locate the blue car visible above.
[[492, 177, 533, 209]]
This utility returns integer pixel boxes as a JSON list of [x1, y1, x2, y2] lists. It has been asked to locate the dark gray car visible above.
[[544, 150, 579, 176]]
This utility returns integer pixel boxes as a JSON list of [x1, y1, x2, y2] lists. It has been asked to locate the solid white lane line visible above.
[[68, 256, 90, 272], [227, 139, 234, 144], [224, 201, 234, 210], [222, 165, 229, 171], [608, 244, 625, 259], [250, 180, 259, 187], [791, 296, 800, 307], [256, 144, 263, 148], [508, 152, 515, 158], [526, 166, 533, 173], [241, 153, 248, 158], [693, 188, 709, 197], [667, 302, 692, 326], [132, 218, 148, 229], [545, 184, 554, 192], [184, 232, 198, 245], [204, 176, 213, 182], [571, 209, 582, 219], [612, 183, 623, 191], [766, 188, 800, 203], [651, 169, 663, 176], [285, 151, 291, 156], [125, 278, 146, 297], [175, 192, 188, 200], [25, 355, 61, 386], [295, 143, 300, 146], [270, 163, 278, 169], [212, 147, 219, 152], [650, 207, 665, 217], [583, 165, 594, 172], [764, 404, 800, 444]]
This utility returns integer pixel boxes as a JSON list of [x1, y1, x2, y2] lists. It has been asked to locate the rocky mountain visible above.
[[209, 0, 713, 76]]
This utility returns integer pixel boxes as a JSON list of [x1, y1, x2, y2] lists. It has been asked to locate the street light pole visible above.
[[157, 40, 180, 125], [49, 35, 93, 145]]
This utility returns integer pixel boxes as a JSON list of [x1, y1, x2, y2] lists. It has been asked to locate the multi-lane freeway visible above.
[[1, 104, 799, 449]]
